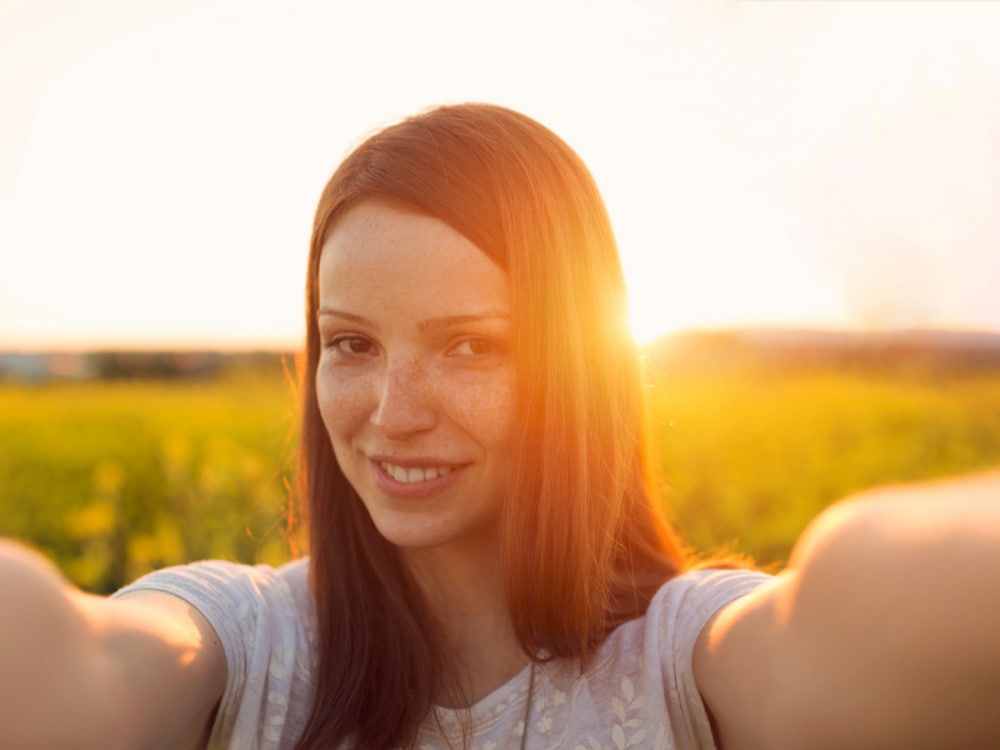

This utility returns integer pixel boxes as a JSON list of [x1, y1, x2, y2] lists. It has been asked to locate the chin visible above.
[[368, 510, 498, 555]]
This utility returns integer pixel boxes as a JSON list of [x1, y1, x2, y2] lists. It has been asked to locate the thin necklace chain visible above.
[[437, 661, 536, 749], [520, 661, 536, 750]]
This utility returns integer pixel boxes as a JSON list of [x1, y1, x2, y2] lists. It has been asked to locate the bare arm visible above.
[[0, 541, 226, 750], [695, 469, 1000, 750]]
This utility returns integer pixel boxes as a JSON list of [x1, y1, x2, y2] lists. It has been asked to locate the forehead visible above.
[[317, 201, 510, 318]]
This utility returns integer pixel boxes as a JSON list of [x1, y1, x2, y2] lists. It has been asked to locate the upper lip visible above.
[[368, 454, 463, 468]]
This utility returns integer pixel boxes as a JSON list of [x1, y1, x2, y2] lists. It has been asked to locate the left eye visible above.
[[450, 338, 495, 356]]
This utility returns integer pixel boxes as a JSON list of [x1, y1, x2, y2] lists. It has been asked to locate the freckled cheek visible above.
[[447, 372, 518, 448], [315, 369, 373, 443]]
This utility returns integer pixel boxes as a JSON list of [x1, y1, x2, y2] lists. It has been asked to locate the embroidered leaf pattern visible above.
[[612, 696, 626, 722], [627, 729, 647, 746], [621, 676, 635, 703], [612, 724, 627, 749]]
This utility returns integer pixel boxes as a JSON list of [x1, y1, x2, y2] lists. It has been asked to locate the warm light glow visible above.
[[3, 1, 999, 350], [625, 257, 850, 345]]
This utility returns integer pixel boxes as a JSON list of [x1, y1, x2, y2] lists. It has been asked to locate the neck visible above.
[[403, 532, 527, 707]]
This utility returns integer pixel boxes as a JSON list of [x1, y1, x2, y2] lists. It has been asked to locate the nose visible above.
[[370, 360, 438, 439]]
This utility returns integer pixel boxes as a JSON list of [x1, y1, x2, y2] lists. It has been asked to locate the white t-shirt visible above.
[[114, 559, 771, 750]]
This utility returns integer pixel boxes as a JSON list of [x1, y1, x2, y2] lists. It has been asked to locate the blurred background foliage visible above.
[[3, 337, 1000, 593], [647, 367, 1000, 566], [0, 363, 301, 593]]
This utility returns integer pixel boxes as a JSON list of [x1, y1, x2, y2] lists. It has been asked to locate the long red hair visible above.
[[295, 103, 684, 750]]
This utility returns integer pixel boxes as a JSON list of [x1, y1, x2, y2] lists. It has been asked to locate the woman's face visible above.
[[316, 201, 516, 554]]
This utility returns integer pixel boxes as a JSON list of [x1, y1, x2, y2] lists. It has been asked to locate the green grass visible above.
[[3, 361, 1000, 591], [0, 369, 300, 592], [646, 367, 1000, 566]]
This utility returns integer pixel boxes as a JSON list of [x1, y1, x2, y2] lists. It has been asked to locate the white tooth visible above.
[[381, 462, 453, 483]]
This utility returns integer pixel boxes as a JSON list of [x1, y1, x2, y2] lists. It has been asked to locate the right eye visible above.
[[327, 335, 375, 356]]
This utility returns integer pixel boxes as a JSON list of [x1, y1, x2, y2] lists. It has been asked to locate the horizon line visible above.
[[5, 323, 1000, 356]]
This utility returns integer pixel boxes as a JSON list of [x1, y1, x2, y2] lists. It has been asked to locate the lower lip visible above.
[[370, 460, 466, 500]]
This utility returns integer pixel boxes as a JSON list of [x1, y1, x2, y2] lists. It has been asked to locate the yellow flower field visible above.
[[3, 355, 1000, 592]]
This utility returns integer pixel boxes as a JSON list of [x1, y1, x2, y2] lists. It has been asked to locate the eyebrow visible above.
[[316, 307, 510, 332], [317, 307, 373, 327]]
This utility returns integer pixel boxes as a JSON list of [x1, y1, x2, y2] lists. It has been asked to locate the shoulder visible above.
[[114, 555, 315, 672], [647, 567, 773, 635], [115, 557, 316, 748], [645, 567, 773, 710], [116, 557, 312, 629], [114, 556, 311, 603], [593, 568, 772, 674], [570, 568, 772, 750]]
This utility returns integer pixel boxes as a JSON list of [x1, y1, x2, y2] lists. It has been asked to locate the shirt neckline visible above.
[[432, 659, 535, 723]]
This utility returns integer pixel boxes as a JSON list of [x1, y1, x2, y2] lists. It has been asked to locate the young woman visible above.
[[1, 103, 998, 750]]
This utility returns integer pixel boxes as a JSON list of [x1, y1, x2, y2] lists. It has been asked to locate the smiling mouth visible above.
[[379, 461, 454, 484]]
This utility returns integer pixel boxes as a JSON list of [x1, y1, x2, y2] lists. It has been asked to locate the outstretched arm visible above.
[[0, 541, 225, 750], [695, 469, 1000, 750]]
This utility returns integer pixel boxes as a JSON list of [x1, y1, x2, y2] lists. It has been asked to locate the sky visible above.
[[1, 0, 999, 349]]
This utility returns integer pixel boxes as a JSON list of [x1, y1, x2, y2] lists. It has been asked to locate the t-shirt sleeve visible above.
[[647, 568, 773, 749], [112, 558, 315, 750]]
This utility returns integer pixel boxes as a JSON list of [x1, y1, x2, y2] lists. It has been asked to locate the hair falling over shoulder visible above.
[[294, 103, 686, 750]]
